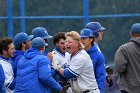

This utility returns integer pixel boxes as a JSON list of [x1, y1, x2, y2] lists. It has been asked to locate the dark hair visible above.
[[90, 37, 95, 45], [14, 42, 26, 50], [53, 32, 66, 45], [0, 37, 13, 54], [131, 33, 140, 37]]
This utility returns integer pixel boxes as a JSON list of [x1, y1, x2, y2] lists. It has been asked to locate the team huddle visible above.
[[0, 22, 140, 93]]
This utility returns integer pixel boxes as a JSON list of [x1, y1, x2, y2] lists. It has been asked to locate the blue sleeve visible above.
[[95, 55, 106, 93], [43, 49, 49, 55], [12, 55, 23, 78], [51, 69, 56, 76], [64, 68, 77, 80], [0, 65, 5, 89], [38, 58, 62, 92]]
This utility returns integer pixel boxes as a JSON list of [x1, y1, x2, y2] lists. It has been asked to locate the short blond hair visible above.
[[65, 31, 85, 49]]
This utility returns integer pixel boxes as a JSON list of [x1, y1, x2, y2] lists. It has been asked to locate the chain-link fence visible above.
[[1, 0, 140, 93]]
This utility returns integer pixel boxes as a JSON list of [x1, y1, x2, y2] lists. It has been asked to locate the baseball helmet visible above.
[[85, 22, 105, 37], [32, 27, 53, 39], [80, 28, 95, 38], [131, 23, 140, 34]]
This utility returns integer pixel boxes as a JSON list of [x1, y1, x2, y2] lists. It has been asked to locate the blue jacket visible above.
[[9, 50, 24, 90], [87, 44, 106, 93], [0, 64, 5, 93], [12, 50, 24, 78], [44, 49, 49, 55], [14, 48, 62, 93]]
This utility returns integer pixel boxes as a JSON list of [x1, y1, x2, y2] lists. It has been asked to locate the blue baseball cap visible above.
[[131, 23, 140, 34], [80, 28, 95, 38], [85, 22, 105, 33], [32, 27, 53, 39], [31, 37, 48, 49], [14, 32, 34, 45]]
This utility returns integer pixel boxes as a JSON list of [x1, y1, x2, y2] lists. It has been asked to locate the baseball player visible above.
[[52, 31, 100, 93], [12, 32, 34, 79], [80, 28, 106, 93], [51, 32, 71, 93], [32, 27, 53, 55], [85, 22, 113, 88], [15, 37, 62, 93], [0, 37, 15, 93], [0, 64, 5, 93]]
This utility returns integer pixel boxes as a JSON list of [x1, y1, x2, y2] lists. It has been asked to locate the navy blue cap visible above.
[[80, 28, 95, 38], [31, 37, 48, 49], [131, 23, 140, 34], [85, 22, 105, 33], [14, 32, 34, 45], [32, 27, 53, 39]]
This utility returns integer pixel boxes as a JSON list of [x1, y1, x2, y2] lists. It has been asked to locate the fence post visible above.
[[20, 0, 25, 32], [7, 0, 13, 38], [83, 0, 89, 26]]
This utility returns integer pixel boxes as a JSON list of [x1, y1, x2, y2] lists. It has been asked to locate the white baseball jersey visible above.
[[52, 49, 73, 93], [0, 59, 14, 93], [67, 49, 99, 93], [52, 49, 70, 66]]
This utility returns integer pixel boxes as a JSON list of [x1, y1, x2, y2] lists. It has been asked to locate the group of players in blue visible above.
[[0, 22, 113, 93]]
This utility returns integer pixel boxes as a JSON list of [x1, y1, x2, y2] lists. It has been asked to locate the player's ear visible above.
[[56, 43, 59, 47]]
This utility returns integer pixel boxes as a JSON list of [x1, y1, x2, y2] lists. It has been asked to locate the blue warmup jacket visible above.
[[87, 45, 106, 93], [0, 64, 5, 93], [14, 48, 62, 93], [12, 50, 24, 78], [44, 49, 49, 55], [43, 49, 57, 79], [10, 50, 24, 90]]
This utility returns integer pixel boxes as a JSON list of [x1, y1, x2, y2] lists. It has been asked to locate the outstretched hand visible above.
[[52, 60, 61, 71]]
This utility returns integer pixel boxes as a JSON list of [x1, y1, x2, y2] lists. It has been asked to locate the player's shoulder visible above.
[[0, 59, 7, 64], [80, 49, 91, 59], [52, 49, 59, 55], [37, 54, 50, 61], [73, 50, 92, 63], [120, 40, 135, 48]]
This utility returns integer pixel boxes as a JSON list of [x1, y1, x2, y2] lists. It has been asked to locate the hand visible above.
[[52, 60, 61, 71], [106, 66, 113, 75], [106, 76, 113, 87], [47, 52, 53, 62]]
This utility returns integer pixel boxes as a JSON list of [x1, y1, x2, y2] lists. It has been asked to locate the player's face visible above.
[[56, 39, 66, 53], [7, 43, 15, 57], [65, 36, 79, 55], [81, 38, 93, 51], [97, 31, 103, 41], [25, 40, 32, 50]]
